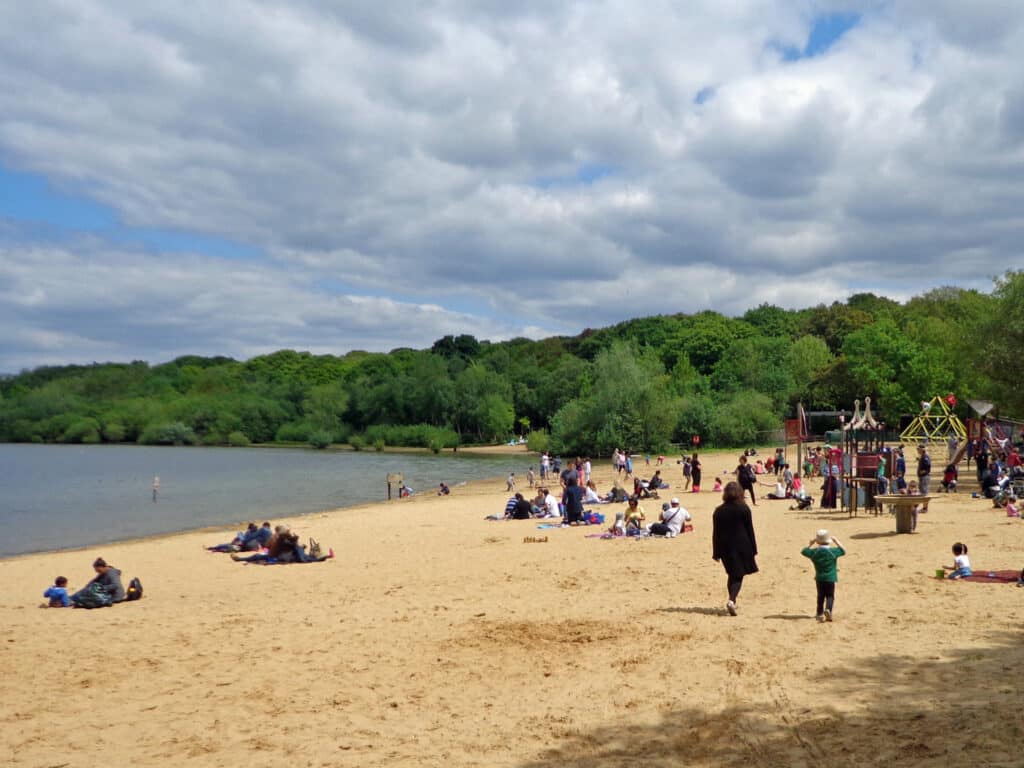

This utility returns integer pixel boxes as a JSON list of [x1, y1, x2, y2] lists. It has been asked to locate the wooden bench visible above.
[[874, 494, 934, 533]]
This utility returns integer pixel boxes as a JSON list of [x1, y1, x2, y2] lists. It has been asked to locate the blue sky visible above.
[[0, 1, 1019, 372], [0, 165, 260, 260]]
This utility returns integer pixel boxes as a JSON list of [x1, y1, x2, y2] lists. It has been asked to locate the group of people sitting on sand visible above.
[[605, 496, 692, 537], [207, 521, 334, 564], [41, 557, 142, 609]]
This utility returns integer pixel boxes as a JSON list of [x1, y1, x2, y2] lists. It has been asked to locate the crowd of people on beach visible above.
[[39, 432, 1024, 617]]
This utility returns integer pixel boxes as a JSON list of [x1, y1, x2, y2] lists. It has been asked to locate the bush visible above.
[[102, 422, 126, 443], [373, 438, 385, 452], [362, 423, 460, 449], [139, 422, 197, 446], [227, 430, 251, 447], [275, 421, 311, 443], [526, 429, 550, 453], [427, 436, 443, 454], [62, 417, 102, 444], [308, 430, 333, 449], [200, 432, 225, 446], [349, 434, 366, 451]]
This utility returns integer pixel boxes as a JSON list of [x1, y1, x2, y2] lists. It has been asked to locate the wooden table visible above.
[[875, 494, 934, 533]]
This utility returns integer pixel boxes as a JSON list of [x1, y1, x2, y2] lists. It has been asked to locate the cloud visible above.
[[0, 1, 1022, 369], [0, 238, 550, 371]]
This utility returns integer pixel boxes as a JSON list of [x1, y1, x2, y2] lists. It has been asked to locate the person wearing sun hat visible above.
[[801, 530, 846, 622]]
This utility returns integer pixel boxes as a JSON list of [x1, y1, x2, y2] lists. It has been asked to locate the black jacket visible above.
[[712, 502, 759, 577]]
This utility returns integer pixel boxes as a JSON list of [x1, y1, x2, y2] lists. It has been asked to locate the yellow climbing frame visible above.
[[899, 396, 968, 445]]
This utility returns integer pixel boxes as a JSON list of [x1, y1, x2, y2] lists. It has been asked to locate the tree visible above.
[[303, 382, 349, 437], [551, 342, 678, 455]]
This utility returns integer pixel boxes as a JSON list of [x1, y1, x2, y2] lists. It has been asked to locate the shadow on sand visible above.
[[518, 629, 1024, 767]]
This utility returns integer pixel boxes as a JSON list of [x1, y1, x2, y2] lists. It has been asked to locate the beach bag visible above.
[[72, 582, 113, 609], [308, 538, 322, 559], [125, 577, 143, 601]]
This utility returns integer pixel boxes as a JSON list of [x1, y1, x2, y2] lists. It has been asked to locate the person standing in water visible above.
[[152, 476, 160, 502]]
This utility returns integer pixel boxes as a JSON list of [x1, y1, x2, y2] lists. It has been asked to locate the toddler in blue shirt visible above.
[[44, 576, 71, 607]]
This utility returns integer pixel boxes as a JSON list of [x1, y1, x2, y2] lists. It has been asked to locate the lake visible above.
[[0, 444, 522, 557]]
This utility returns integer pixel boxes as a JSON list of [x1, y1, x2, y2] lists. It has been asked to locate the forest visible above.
[[1, 271, 1021, 455]]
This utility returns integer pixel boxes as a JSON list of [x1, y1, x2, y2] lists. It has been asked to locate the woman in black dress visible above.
[[690, 453, 702, 492], [712, 481, 759, 615]]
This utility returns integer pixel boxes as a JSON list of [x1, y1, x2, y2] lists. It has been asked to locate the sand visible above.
[[2, 447, 1022, 767]]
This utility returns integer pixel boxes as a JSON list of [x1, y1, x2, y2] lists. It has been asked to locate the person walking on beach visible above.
[[736, 455, 757, 506], [506, 472, 516, 492], [801, 530, 845, 622], [712, 481, 759, 616]]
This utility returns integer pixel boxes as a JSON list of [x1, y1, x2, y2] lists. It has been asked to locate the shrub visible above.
[[349, 434, 366, 451], [275, 421, 311, 443], [227, 430, 251, 447], [362, 423, 459, 449], [102, 422, 126, 443], [62, 417, 102, 444], [308, 430, 333, 449], [427, 436, 443, 454], [526, 429, 550, 453], [139, 422, 197, 446], [373, 438, 385, 452]]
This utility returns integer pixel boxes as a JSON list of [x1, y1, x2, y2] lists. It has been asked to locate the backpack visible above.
[[125, 577, 143, 601], [72, 582, 113, 609]]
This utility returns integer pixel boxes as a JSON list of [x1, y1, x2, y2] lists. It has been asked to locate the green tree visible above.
[[304, 382, 349, 437]]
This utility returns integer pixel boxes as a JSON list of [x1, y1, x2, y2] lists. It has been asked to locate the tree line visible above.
[[1, 272, 1021, 454]]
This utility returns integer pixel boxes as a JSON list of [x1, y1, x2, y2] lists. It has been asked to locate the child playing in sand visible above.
[[526, 468, 535, 488], [43, 576, 71, 607], [713, 477, 722, 492], [941, 462, 958, 493], [608, 510, 626, 536], [801, 530, 845, 622], [624, 497, 646, 531], [506, 472, 516, 492], [943, 542, 972, 579]]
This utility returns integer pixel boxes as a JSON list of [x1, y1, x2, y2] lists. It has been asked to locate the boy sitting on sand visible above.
[[43, 576, 71, 607]]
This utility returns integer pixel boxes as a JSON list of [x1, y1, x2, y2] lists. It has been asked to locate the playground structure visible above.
[[841, 398, 889, 515], [899, 394, 968, 448], [783, 402, 809, 470], [964, 399, 1024, 454]]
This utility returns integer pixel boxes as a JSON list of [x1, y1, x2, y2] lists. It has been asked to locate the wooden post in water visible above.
[[387, 472, 404, 501]]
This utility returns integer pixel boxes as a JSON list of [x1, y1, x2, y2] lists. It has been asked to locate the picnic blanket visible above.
[[958, 569, 1021, 584]]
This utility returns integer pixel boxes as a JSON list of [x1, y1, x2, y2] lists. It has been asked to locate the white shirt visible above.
[[663, 504, 691, 535], [544, 493, 559, 518], [954, 554, 971, 571]]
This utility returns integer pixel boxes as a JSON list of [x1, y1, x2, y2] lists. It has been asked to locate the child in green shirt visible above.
[[801, 529, 846, 622]]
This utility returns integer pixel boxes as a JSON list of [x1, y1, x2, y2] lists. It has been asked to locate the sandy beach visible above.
[[2, 447, 1022, 767]]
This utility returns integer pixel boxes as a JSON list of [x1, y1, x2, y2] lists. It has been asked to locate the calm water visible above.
[[0, 444, 521, 558]]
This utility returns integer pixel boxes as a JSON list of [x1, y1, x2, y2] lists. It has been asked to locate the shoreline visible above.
[[1, 470, 513, 562]]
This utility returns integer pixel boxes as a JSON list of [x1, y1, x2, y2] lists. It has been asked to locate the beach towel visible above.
[[956, 570, 1021, 584]]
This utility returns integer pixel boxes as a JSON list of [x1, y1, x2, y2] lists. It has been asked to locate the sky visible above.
[[1, 1, 1022, 372]]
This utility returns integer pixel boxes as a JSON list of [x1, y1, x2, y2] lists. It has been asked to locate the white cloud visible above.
[[0, 1, 1022, 369]]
